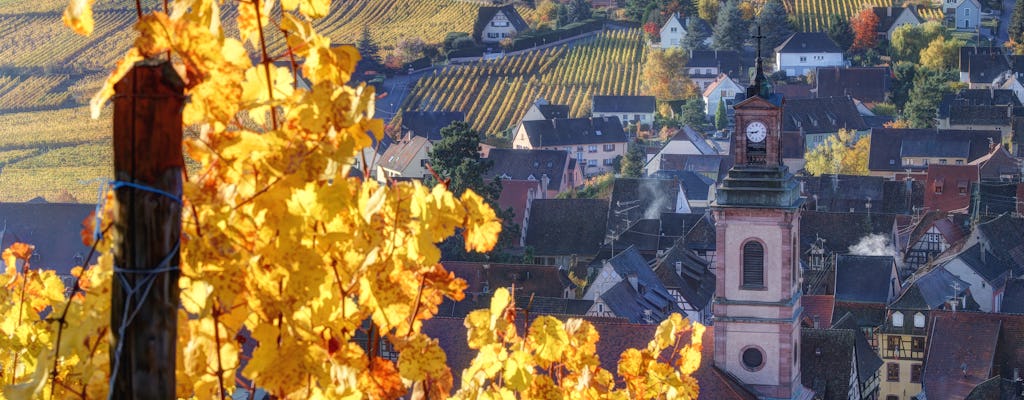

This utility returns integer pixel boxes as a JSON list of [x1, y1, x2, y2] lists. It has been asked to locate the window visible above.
[[893, 311, 904, 327], [420, 159, 428, 167], [887, 363, 900, 382], [634, 114, 641, 120], [588, 145, 598, 153], [742, 241, 765, 287], [487, 33, 499, 39], [888, 396, 900, 400], [603, 144, 615, 151], [800, 56, 807, 62], [965, 8, 970, 16], [670, 27, 678, 33], [956, 159, 964, 165], [914, 312, 925, 328], [587, 159, 597, 166], [890, 159, 896, 165], [887, 336, 901, 352], [741, 347, 765, 371], [603, 158, 614, 166], [958, 182, 969, 195], [577, 146, 584, 152], [911, 364, 923, 383], [934, 183, 943, 194], [912, 337, 925, 352]]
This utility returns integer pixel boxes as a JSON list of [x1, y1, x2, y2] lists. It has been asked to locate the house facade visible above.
[[703, 74, 743, 118], [946, 0, 981, 30], [473, 5, 529, 44], [775, 32, 845, 77], [591, 95, 657, 127], [659, 13, 685, 48], [686, 50, 745, 91], [512, 117, 629, 176], [873, 6, 922, 39], [375, 135, 432, 182]]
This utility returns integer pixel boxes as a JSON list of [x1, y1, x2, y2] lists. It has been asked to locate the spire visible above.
[[747, 24, 773, 99]]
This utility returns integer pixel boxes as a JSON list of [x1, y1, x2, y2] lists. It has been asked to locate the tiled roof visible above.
[[938, 89, 1021, 119], [872, 6, 921, 32], [963, 52, 1011, 84], [835, 255, 894, 304], [881, 179, 925, 214], [798, 211, 896, 261], [800, 328, 855, 398], [775, 32, 842, 54], [496, 179, 540, 228], [377, 135, 430, 173], [799, 174, 885, 213], [949, 243, 1016, 283], [524, 199, 609, 257], [536, 103, 570, 120], [974, 182, 1024, 219], [814, 67, 890, 103], [443, 261, 572, 297], [782, 97, 867, 135], [653, 241, 715, 311], [975, 213, 1024, 264], [484, 148, 570, 190], [922, 311, 1003, 400], [609, 219, 662, 253], [401, 111, 465, 142], [599, 246, 677, 323], [782, 130, 805, 159], [1002, 278, 1024, 314], [867, 128, 1002, 172], [893, 267, 972, 310], [651, 170, 714, 201], [472, 5, 528, 41], [520, 117, 628, 147], [0, 202, 96, 275], [658, 154, 731, 180], [801, 295, 835, 328], [924, 164, 979, 213], [949, 104, 1016, 126], [773, 82, 814, 99], [687, 50, 746, 79], [968, 145, 1021, 180], [592, 95, 656, 114], [607, 178, 681, 239], [905, 211, 967, 252], [831, 303, 886, 328]]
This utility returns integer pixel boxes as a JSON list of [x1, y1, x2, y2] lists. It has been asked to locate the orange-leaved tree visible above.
[[850, 8, 879, 51], [0, 0, 705, 399]]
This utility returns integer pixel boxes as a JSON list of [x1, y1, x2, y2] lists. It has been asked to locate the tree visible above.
[[890, 21, 946, 64], [697, 0, 720, 23], [681, 96, 707, 128], [642, 48, 696, 101], [1011, 0, 1024, 45], [621, 142, 647, 177], [427, 122, 500, 203], [356, 25, 384, 76], [919, 36, 964, 71], [712, 0, 750, 52], [556, 3, 570, 27], [567, 0, 592, 23], [532, 0, 559, 27], [395, 36, 426, 64], [754, 0, 794, 52], [444, 31, 471, 52], [891, 61, 916, 110], [681, 16, 711, 51], [826, 14, 854, 51], [626, 0, 658, 22], [715, 99, 728, 130], [850, 7, 879, 51], [644, 21, 661, 41], [805, 129, 870, 176], [904, 67, 955, 128]]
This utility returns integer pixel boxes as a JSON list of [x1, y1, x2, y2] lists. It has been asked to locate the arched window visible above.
[[893, 311, 904, 327], [914, 312, 925, 328], [743, 241, 765, 287]]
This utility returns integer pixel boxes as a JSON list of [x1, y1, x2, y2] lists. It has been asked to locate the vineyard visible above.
[[401, 29, 647, 136], [783, 0, 943, 31]]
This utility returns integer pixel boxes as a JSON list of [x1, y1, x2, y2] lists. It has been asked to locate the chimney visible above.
[[832, 173, 839, 191], [627, 273, 639, 292], [813, 315, 820, 329], [675, 261, 683, 277]]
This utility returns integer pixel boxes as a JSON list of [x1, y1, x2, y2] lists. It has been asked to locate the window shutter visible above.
[[743, 242, 764, 287]]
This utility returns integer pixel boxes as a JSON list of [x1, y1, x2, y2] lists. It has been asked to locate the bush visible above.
[[444, 32, 471, 51]]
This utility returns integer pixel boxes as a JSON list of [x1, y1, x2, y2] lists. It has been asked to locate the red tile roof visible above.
[[923, 311, 1002, 400], [924, 164, 979, 213], [801, 295, 835, 328], [496, 179, 541, 229]]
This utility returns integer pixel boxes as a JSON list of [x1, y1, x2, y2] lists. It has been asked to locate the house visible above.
[[582, 246, 680, 323], [523, 198, 609, 267], [657, 154, 732, 182], [801, 295, 835, 329], [971, 181, 1024, 220], [774, 32, 845, 77], [800, 327, 881, 400], [354, 134, 393, 178], [473, 4, 528, 44], [872, 6, 922, 39], [937, 104, 1019, 141], [659, 12, 686, 48], [400, 111, 465, 142], [897, 211, 967, 276], [969, 144, 1022, 181], [799, 211, 897, 291], [652, 241, 715, 324], [959, 50, 1010, 88], [703, 74, 744, 119], [834, 255, 900, 306], [782, 97, 868, 152], [375, 135, 432, 182], [919, 310, 1024, 400], [966, 212, 1024, 265], [0, 202, 96, 280], [866, 128, 1002, 178], [591, 95, 656, 127], [512, 117, 628, 176], [834, 313, 886, 400], [1002, 278, 1024, 314], [606, 178, 689, 240], [940, 243, 1021, 312], [645, 126, 720, 176], [944, 0, 981, 30], [686, 50, 746, 90], [650, 170, 715, 210], [496, 179, 542, 243], [799, 174, 885, 213], [484, 148, 579, 198], [814, 67, 890, 104], [442, 261, 578, 300], [520, 98, 570, 122], [923, 164, 979, 213], [938, 88, 1021, 118]]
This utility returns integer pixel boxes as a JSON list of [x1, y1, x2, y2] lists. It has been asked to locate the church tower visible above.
[[710, 27, 811, 400]]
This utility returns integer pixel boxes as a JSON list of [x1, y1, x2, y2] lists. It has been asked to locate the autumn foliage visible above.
[[850, 8, 879, 51], [0, 0, 707, 399]]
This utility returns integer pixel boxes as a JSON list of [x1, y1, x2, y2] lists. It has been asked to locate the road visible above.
[[375, 69, 433, 123]]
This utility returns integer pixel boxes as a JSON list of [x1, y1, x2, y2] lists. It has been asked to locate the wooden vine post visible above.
[[110, 59, 185, 399]]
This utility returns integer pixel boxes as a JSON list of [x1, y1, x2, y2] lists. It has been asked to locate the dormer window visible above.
[[958, 181, 968, 195], [893, 311, 904, 327], [527, 174, 537, 181], [934, 180, 943, 194]]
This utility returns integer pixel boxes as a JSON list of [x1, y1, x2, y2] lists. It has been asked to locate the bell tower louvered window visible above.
[[743, 241, 764, 287]]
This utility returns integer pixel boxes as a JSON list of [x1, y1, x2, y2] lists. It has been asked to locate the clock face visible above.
[[745, 121, 767, 143]]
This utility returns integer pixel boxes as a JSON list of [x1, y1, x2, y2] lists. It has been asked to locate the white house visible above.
[[473, 5, 529, 44], [702, 73, 743, 118], [591, 95, 657, 127], [645, 126, 719, 176], [774, 32, 845, 77], [375, 134, 432, 182], [945, 0, 981, 30], [659, 13, 685, 48], [940, 243, 1015, 312], [873, 6, 922, 39]]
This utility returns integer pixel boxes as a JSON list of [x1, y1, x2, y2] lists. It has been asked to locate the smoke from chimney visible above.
[[848, 234, 897, 257]]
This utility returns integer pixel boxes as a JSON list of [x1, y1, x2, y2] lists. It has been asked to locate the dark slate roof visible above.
[[484, 148, 569, 189], [0, 202, 96, 276], [969, 145, 1021, 179], [592, 95, 657, 114], [799, 174, 885, 213], [872, 6, 921, 32], [520, 117, 628, 147], [893, 267, 972, 310], [607, 178, 680, 239], [949, 104, 1016, 126], [686, 50, 746, 79], [814, 67, 890, 103], [974, 181, 1024, 218], [610, 219, 663, 253], [1002, 278, 1024, 314], [938, 89, 1022, 119], [922, 311, 1003, 400], [782, 130, 805, 159], [801, 328, 855, 399], [952, 243, 1017, 283], [472, 5, 529, 41], [535, 103, 571, 120], [862, 115, 894, 129], [975, 213, 1024, 264], [400, 111, 465, 142], [798, 211, 896, 262], [436, 293, 594, 319], [867, 128, 1002, 172], [653, 241, 715, 311], [524, 199, 609, 256], [683, 213, 716, 252], [881, 179, 925, 214], [835, 255, 894, 304], [963, 52, 1011, 84], [782, 97, 867, 135], [831, 313, 886, 387], [959, 46, 1004, 74], [774, 32, 842, 54], [599, 246, 678, 323], [651, 170, 714, 201], [442, 261, 572, 298], [658, 212, 707, 239], [831, 303, 887, 328]]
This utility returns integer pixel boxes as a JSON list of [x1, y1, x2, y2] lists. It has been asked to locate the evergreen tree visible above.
[[681, 17, 711, 51], [715, 99, 728, 130], [712, 0, 749, 52], [826, 14, 854, 51], [556, 4, 570, 27], [355, 25, 383, 76], [621, 143, 647, 178], [1011, 0, 1024, 44], [754, 0, 793, 52], [891, 61, 916, 110], [568, 0, 592, 23], [681, 96, 707, 128], [903, 68, 954, 128]]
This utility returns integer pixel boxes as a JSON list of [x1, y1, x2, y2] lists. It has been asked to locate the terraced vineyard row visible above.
[[401, 29, 647, 136], [0, 10, 136, 70], [0, 75, 70, 110], [784, 0, 943, 31]]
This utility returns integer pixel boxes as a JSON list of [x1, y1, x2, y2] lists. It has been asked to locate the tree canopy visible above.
[[682, 16, 712, 51], [753, 0, 794, 52], [712, 0, 750, 52], [804, 129, 870, 176], [621, 142, 647, 178], [890, 21, 947, 64], [642, 48, 696, 101], [850, 8, 879, 51], [826, 14, 854, 51]]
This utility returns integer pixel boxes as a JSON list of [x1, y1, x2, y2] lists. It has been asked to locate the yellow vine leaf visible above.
[[62, 0, 95, 35], [527, 316, 568, 366], [461, 190, 501, 253]]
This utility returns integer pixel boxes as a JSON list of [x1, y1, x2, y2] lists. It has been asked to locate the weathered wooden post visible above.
[[110, 59, 185, 399]]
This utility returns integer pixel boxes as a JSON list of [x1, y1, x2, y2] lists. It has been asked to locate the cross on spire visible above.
[[752, 24, 765, 61]]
